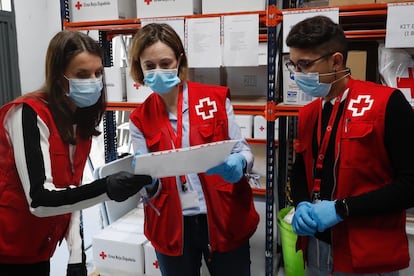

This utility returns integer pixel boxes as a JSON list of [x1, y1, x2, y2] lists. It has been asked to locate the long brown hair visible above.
[[42, 30, 106, 144]]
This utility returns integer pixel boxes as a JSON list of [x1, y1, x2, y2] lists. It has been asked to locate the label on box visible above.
[[69, 0, 136, 22]]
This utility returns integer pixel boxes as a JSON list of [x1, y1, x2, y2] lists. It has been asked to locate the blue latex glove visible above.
[[291, 201, 317, 236], [310, 200, 343, 232], [206, 153, 246, 183]]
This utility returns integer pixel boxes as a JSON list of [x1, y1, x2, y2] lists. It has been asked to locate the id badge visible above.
[[180, 191, 200, 210]]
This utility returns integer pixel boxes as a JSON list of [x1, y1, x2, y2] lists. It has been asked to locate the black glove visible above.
[[66, 263, 87, 276], [106, 171, 153, 202]]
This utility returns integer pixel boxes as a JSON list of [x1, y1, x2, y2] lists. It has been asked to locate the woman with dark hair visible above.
[[0, 30, 152, 276]]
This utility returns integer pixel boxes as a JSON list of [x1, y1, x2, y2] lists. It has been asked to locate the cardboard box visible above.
[[144, 241, 162, 276], [126, 73, 153, 103], [188, 68, 222, 86], [302, 0, 329, 7], [282, 55, 315, 105], [253, 115, 279, 140], [202, 0, 266, 14], [92, 208, 147, 276], [329, 0, 375, 6], [347, 50, 367, 81], [137, 0, 201, 18], [104, 67, 125, 102], [225, 66, 267, 98], [235, 115, 253, 139], [69, 0, 136, 22]]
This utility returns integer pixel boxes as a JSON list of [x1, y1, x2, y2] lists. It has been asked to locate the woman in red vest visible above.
[[0, 30, 152, 276], [128, 23, 259, 276]]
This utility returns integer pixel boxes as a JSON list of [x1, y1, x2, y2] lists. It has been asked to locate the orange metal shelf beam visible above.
[[274, 3, 388, 40]]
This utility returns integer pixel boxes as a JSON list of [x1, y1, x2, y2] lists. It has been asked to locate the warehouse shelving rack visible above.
[[62, 0, 282, 275], [62, 1, 411, 275]]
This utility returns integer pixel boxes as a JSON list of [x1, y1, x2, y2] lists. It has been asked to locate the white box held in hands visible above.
[[69, 0, 136, 22]]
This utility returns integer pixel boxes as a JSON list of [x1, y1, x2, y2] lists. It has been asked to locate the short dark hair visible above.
[[286, 16, 348, 64]]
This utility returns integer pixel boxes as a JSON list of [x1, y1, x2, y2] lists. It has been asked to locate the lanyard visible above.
[[166, 86, 183, 149], [165, 86, 187, 189], [312, 94, 343, 198]]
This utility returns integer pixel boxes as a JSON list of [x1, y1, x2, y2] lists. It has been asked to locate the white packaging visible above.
[[144, 241, 162, 276], [235, 115, 253, 139], [202, 0, 266, 14], [92, 208, 147, 276], [136, 0, 201, 18], [282, 55, 315, 105], [69, 0, 136, 22], [143, 240, 210, 276], [253, 115, 279, 140], [126, 73, 153, 103], [378, 44, 414, 106], [225, 66, 267, 97], [104, 67, 125, 102]]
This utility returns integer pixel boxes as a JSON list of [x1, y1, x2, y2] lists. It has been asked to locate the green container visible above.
[[277, 206, 305, 276]]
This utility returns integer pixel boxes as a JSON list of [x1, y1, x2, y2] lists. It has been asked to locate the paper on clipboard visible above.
[[134, 140, 238, 178]]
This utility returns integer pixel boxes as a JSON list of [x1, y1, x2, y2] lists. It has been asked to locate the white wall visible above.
[[14, 0, 61, 94]]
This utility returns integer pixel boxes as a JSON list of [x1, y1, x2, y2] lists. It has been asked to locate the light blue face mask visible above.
[[143, 68, 180, 94], [65, 76, 103, 108], [293, 69, 350, 98]]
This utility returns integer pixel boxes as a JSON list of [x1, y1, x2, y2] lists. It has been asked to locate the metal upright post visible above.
[[99, 31, 118, 163], [265, 1, 278, 275]]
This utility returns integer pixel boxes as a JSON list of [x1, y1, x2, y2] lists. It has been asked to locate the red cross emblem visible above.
[[195, 97, 217, 120], [397, 67, 414, 98], [133, 82, 140, 90], [347, 95, 373, 117], [75, 1, 82, 10], [99, 251, 107, 260], [153, 260, 159, 269], [144, 0, 152, 5], [259, 125, 265, 132]]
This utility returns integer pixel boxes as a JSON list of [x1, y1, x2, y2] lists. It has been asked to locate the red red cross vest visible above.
[[0, 92, 92, 263], [130, 82, 259, 256], [295, 78, 409, 273]]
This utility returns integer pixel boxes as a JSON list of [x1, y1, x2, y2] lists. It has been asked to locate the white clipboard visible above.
[[133, 139, 238, 178]]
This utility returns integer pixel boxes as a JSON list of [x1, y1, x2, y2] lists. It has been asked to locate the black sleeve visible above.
[[21, 104, 107, 208], [346, 90, 414, 216], [290, 153, 311, 207]]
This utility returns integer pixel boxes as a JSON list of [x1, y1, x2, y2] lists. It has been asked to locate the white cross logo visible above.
[[195, 97, 217, 120], [347, 95, 374, 117]]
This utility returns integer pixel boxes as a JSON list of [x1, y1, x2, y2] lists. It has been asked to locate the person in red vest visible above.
[[128, 23, 259, 276], [288, 15, 414, 275], [0, 30, 152, 276]]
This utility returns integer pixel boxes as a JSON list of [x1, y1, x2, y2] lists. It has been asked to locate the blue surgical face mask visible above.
[[143, 68, 180, 94], [293, 69, 350, 98], [65, 75, 103, 108]]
